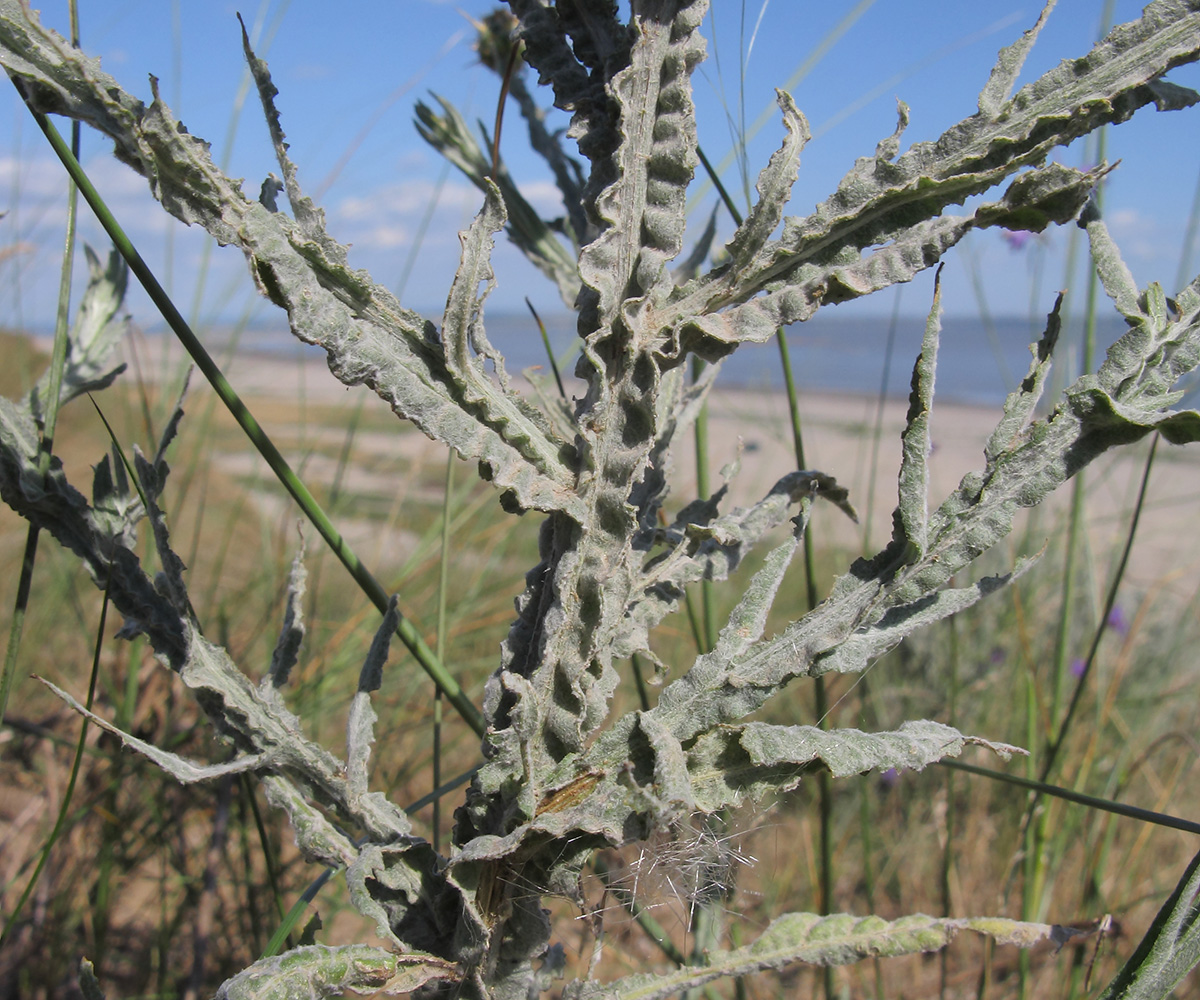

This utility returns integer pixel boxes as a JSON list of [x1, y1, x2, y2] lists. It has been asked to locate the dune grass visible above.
[[3, 330, 1198, 998], [2, 3, 1200, 999]]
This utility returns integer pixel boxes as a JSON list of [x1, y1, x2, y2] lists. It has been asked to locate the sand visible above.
[[111, 330, 1200, 610]]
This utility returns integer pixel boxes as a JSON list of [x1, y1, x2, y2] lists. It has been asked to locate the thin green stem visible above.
[[527, 296, 567, 400], [1042, 433, 1157, 784], [691, 355, 716, 654], [433, 452, 456, 852], [630, 653, 651, 713], [19, 97, 485, 738], [939, 757, 1200, 837], [0, 7, 81, 735], [0, 574, 108, 949]]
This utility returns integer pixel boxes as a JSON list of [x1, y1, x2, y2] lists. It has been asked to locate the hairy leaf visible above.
[[213, 944, 457, 1000], [414, 96, 581, 306], [0, 3, 582, 515], [565, 911, 1090, 999], [896, 265, 943, 555], [1097, 847, 1200, 999], [978, 1, 1057, 118], [31, 245, 129, 421], [686, 719, 1023, 812]]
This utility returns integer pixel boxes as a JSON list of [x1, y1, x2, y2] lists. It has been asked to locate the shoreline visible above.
[[50, 330, 1200, 605]]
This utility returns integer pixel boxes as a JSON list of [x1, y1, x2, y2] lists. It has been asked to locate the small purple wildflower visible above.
[[1106, 604, 1130, 636], [879, 767, 900, 790], [1070, 658, 1087, 678], [1001, 229, 1035, 251]]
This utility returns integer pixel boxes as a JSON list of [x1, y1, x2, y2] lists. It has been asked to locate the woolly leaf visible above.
[[616, 471, 853, 663], [0, 6, 581, 516], [266, 541, 307, 696], [895, 265, 943, 555], [575, 0, 706, 336], [686, 719, 1023, 812], [650, 526, 801, 742], [213, 944, 457, 1000], [724, 90, 809, 269], [1097, 847, 1200, 1000], [31, 245, 129, 421], [347, 597, 400, 800], [812, 556, 1041, 679], [978, 1, 1056, 118], [90, 444, 141, 553], [984, 293, 1063, 463], [667, 0, 1200, 354], [679, 160, 1104, 354], [565, 911, 1090, 999], [39, 676, 275, 781]]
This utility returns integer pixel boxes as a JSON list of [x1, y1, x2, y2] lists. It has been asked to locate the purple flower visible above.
[[989, 645, 1006, 665], [1106, 605, 1130, 636], [879, 767, 900, 790], [1001, 229, 1035, 251], [1070, 658, 1087, 678]]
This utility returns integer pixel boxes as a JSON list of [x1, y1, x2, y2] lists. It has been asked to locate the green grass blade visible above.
[[18, 99, 485, 738], [938, 759, 1200, 837], [0, 13, 81, 733], [0, 576, 109, 948]]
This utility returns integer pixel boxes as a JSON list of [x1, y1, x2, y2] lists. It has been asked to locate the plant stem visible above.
[[433, 451, 455, 851], [18, 97, 485, 738], [0, 7, 80, 735]]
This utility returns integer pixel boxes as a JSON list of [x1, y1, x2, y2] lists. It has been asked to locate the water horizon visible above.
[[131, 310, 1135, 408]]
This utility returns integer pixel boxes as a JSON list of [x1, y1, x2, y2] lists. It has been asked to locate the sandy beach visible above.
[[110, 330, 1200, 611]]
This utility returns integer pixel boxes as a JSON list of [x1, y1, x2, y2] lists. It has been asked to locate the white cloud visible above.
[[517, 179, 568, 216], [353, 224, 411, 250], [329, 177, 486, 252]]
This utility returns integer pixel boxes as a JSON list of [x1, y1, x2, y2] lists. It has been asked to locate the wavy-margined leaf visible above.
[[614, 470, 853, 662], [346, 598, 400, 802], [265, 544, 307, 699], [978, 1, 1057, 118], [31, 245, 128, 422], [414, 95, 581, 306], [575, 0, 707, 337], [895, 265, 943, 555], [685, 719, 1023, 812], [723, 89, 809, 269], [645, 238, 1200, 731], [470, 3, 714, 833], [1087, 215, 1200, 411], [1097, 847, 1200, 1000], [984, 292, 1063, 463], [664, 0, 1199, 353], [213, 944, 457, 1000], [565, 911, 1089, 1000], [508, 0, 628, 169], [0, 3, 580, 516], [671, 162, 1107, 355]]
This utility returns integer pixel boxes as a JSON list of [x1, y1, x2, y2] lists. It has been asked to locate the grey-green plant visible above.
[[3, 1, 1200, 997]]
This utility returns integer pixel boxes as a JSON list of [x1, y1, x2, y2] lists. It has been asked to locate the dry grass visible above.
[[3, 329, 1200, 997]]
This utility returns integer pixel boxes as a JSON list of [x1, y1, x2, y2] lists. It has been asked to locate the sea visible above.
[[164, 310, 1147, 409]]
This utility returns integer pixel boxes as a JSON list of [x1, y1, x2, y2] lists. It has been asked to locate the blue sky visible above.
[[1, 1, 1198, 334]]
